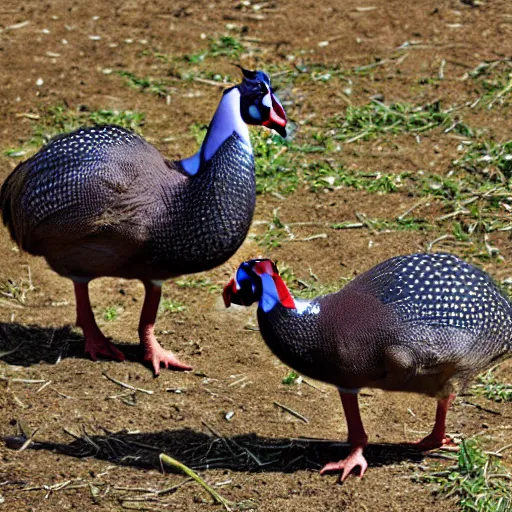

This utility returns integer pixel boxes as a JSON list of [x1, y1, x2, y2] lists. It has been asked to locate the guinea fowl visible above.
[[0, 68, 287, 375], [223, 255, 512, 481]]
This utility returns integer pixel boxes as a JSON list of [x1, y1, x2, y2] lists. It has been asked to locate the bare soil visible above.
[[0, 1, 511, 511]]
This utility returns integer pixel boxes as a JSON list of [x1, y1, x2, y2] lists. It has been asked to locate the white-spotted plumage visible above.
[[374, 253, 512, 346], [226, 254, 512, 483], [22, 125, 142, 224]]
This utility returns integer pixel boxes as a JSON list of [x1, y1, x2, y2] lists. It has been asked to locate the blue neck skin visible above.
[[257, 274, 316, 315], [181, 88, 252, 176], [259, 274, 282, 313]]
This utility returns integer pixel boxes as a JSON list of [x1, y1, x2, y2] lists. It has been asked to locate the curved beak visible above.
[[262, 93, 287, 137]]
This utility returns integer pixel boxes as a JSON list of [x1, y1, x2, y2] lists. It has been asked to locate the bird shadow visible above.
[[3, 426, 432, 478], [0, 322, 145, 368]]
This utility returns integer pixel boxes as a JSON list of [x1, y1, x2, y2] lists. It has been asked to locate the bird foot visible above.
[[143, 341, 192, 376], [319, 447, 368, 482], [407, 434, 457, 451], [84, 336, 125, 362]]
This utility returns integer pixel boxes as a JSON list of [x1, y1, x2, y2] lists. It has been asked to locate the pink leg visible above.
[[74, 281, 125, 362], [320, 391, 369, 482], [409, 394, 457, 450], [139, 281, 192, 375]]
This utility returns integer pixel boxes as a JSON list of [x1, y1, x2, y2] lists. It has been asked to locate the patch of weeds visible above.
[[136, 48, 236, 83], [420, 173, 466, 200], [277, 263, 349, 299], [327, 100, 473, 143], [103, 306, 118, 322], [160, 299, 186, 314], [86, 109, 145, 129], [252, 130, 297, 194], [304, 161, 411, 194], [184, 35, 246, 63], [0, 267, 35, 305], [472, 368, 512, 402], [282, 371, 300, 385], [333, 216, 430, 233], [4, 106, 145, 158], [253, 208, 290, 249], [189, 122, 207, 145], [210, 36, 245, 58], [289, 62, 351, 83], [451, 221, 471, 242], [453, 140, 512, 181], [116, 70, 174, 98], [418, 439, 511, 512], [469, 59, 512, 109], [175, 276, 221, 293], [4, 147, 28, 158], [352, 58, 387, 76]]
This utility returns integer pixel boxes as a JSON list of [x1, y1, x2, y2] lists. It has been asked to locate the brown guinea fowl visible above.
[[223, 255, 512, 481], [0, 69, 287, 375]]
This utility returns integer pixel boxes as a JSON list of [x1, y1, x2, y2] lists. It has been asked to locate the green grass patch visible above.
[[0, 267, 35, 305], [4, 106, 145, 158], [333, 216, 430, 232], [252, 131, 297, 194], [251, 130, 412, 195], [453, 140, 512, 180], [252, 208, 290, 249], [277, 263, 349, 300], [103, 306, 119, 322], [115, 70, 174, 98], [327, 100, 474, 143], [184, 35, 246, 63], [254, 209, 429, 250], [160, 299, 186, 314], [282, 371, 300, 385], [472, 368, 512, 402], [419, 439, 511, 512], [469, 59, 512, 109], [175, 276, 222, 293]]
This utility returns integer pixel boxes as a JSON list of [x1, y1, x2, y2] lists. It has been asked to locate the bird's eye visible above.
[[260, 82, 268, 94]]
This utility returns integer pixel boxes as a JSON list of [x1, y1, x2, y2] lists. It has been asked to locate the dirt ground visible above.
[[1, 0, 512, 510]]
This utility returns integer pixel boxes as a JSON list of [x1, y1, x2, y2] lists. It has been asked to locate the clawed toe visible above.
[[144, 346, 192, 375], [320, 448, 368, 482], [407, 435, 457, 452], [84, 338, 125, 362]]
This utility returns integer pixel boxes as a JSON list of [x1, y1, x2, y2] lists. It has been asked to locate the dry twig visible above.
[[102, 373, 154, 395]]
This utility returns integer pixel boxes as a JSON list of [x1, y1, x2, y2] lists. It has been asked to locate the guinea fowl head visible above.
[[223, 259, 295, 312], [235, 68, 287, 137]]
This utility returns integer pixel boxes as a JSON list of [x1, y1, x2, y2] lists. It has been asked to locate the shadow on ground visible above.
[[0, 322, 143, 367], [3, 427, 429, 476]]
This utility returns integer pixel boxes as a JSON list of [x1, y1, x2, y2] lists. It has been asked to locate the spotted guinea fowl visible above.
[[223, 254, 512, 481], [0, 68, 287, 375]]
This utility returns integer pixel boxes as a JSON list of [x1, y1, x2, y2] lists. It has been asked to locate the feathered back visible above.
[[0, 126, 150, 254], [345, 253, 512, 344]]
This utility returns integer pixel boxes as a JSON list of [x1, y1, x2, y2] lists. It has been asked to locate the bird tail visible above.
[[0, 161, 31, 249]]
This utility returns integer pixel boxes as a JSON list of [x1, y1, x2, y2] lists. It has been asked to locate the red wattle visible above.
[[273, 274, 295, 309], [223, 278, 237, 307]]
